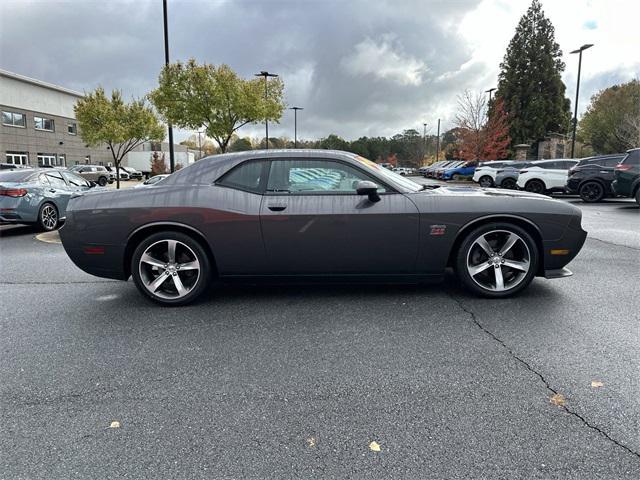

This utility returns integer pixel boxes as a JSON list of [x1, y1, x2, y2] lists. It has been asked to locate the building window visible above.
[[34, 116, 55, 132], [58, 154, 66, 167], [2, 111, 26, 128], [6, 152, 29, 165], [37, 153, 63, 167], [67, 123, 77, 135], [151, 142, 162, 151]]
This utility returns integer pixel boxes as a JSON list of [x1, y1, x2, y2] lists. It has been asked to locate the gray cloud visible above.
[[1, 0, 637, 143]]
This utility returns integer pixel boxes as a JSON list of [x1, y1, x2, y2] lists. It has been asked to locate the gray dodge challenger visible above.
[[59, 150, 587, 305]]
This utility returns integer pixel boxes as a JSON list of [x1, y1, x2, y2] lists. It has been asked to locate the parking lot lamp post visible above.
[[436, 118, 441, 161], [255, 71, 278, 149], [162, 0, 175, 172], [423, 123, 427, 163], [485, 87, 496, 103], [569, 44, 594, 158], [290, 107, 303, 148]]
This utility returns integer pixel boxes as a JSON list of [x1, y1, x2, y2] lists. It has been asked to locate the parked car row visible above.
[[471, 149, 640, 204], [0, 166, 169, 231], [421, 160, 480, 180]]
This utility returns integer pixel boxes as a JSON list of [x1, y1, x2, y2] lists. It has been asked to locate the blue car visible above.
[[442, 161, 478, 181], [0, 168, 95, 231]]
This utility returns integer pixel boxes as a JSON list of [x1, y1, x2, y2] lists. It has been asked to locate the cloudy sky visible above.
[[1, 0, 638, 143]]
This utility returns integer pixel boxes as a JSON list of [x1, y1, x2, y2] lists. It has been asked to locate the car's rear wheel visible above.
[[131, 232, 211, 306], [525, 179, 545, 194], [452, 174, 461, 181], [501, 178, 517, 189], [38, 202, 59, 231], [579, 181, 605, 203], [97, 176, 108, 186], [478, 176, 493, 187], [455, 223, 538, 298]]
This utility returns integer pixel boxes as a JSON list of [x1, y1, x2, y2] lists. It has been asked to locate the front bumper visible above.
[[544, 267, 573, 279]]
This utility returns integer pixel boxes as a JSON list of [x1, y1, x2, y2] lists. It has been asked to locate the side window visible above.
[[603, 157, 622, 167], [267, 159, 387, 194], [46, 172, 67, 188], [623, 151, 640, 166], [217, 160, 267, 193], [38, 174, 50, 186], [563, 161, 578, 169]]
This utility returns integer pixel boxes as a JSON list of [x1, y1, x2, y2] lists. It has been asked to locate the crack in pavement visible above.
[[448, 294, 640, 461], [586, 236, 640, 252]]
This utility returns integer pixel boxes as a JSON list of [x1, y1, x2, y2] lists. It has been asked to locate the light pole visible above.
[[436, 119, 441, 161], [197, 130, 204, 159], [162, 0, 175, 172], [485, 87, 496, 103], [569, 43, 594, 158], [290, 107, 303, 148], [255, 71, 278, 149], [422, 123, 427, 163]]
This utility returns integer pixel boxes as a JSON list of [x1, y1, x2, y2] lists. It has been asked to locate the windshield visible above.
[[354, 156, 422, 192]]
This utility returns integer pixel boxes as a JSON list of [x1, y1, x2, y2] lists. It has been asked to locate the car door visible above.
[[259, 158, 420, 275], [44, 171, 74, 216]]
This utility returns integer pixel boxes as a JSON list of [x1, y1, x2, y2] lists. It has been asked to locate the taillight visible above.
[[0, 188, 28, 197], [615, 164, 633, 171]]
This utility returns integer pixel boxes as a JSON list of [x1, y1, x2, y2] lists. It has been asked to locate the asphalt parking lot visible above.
[[1, 187, 639, 478]]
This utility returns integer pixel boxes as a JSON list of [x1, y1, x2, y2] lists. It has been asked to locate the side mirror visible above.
[[356, 180, 381, 203]]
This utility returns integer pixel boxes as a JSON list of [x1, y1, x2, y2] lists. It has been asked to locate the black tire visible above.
[[579, 181, 605, 203], [452, 174, 461, 181], [501, 178, 517, 190], [97, 176, 108, 186], [37, 202, 59, 231], [478, 176, 493, 188], [131, 231, 212, 306], [635, 188, 640, 206], [525, 179, 546, 194], [454, 222, 539, 298]]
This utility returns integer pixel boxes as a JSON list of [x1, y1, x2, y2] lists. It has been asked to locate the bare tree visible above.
[[455, 90, 487, 133], [616, 110, 640, 150]]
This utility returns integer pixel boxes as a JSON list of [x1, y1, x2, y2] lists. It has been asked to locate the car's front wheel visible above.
[[455, 223, 538, 298], [131, 232, 211, 306], [97, 176, 108, 186], [478, 176, 493, 187], [38, 202, 59, 231], [579, 181, 605, 203]]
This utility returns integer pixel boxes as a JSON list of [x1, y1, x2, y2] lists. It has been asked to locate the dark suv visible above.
[[612, 148, 640, 205], [565, 154, 625, 202]]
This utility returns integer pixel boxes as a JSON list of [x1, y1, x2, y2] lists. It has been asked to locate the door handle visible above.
[[49, 189, 56, 193], [268, 205, 287, 212]]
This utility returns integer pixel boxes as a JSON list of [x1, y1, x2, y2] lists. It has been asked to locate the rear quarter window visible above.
[[622, 150, 640, 165]]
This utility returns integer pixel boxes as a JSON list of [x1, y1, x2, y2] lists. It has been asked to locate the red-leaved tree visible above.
[[455, 91, 511, 160]]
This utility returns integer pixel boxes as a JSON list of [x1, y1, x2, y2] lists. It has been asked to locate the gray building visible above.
[[0, 69, 191, 172], [0, 69, 113, 167]]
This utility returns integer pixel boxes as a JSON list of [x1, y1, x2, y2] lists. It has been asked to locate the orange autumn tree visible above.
[[481, 99, 511, 159]]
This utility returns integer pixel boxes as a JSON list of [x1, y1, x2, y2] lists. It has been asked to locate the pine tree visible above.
[[496, 0, 571, 148]]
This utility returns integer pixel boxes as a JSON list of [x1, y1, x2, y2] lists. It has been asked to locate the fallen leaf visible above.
[[109, 421, 121, 429], [369, 441, 381, 452], [550, 393, 565, 406], [591, 381, 604, 388], [306, 437, 316, 448]]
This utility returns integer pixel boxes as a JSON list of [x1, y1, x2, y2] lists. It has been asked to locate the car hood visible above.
[[423, 185, 548, 200]]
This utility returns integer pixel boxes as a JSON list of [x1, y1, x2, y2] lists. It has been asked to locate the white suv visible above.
[[472, 161, 514, 187], [516, 159, 579, 194]]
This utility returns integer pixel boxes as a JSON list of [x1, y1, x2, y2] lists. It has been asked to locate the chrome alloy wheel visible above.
[[41, 204, 58, 230], [466, 230, 531, 292], [138, 239, 201, 300]]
